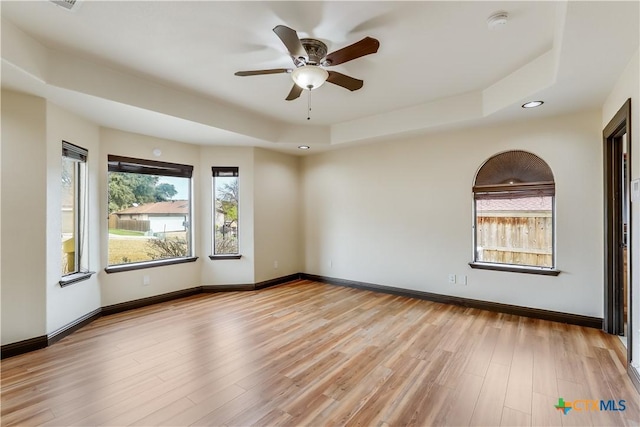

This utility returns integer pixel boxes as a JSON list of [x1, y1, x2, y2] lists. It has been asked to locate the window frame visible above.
[[470, 194, 559, 276], [210, 166, 241, 260], [59, 141, 95, 286], [469, 151, 560, 276], [105, 155, 197, 273]]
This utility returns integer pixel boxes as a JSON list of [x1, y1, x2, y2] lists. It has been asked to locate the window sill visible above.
[[105, 256, 198, 274], [469, 262, 560, 276], [59, 271, 96, 287], [209, 254, 242, 260]]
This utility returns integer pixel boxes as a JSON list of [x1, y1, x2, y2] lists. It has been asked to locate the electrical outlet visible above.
[[273, 260, 278, 269], [457, 275, 467, 285], [143, 275, 150, 286], [448, 274, 456, 284]]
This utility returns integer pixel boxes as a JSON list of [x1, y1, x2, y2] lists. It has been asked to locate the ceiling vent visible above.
[[50, 0, 78, 11]]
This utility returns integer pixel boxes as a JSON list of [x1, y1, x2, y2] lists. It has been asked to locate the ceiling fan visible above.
[[235, 25, 380, 101]]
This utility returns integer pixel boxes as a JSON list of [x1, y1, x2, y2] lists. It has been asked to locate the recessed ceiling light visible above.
[[298, 145, 310, 150], [522, 101, 544, 109]]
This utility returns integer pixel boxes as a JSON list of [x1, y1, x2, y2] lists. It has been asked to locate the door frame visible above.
[[603, 98, 632, 365]]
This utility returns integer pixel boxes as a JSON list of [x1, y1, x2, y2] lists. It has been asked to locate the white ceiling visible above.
[[1, 1, 638, 154]]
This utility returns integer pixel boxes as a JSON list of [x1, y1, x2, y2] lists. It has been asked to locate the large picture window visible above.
[[61, 141, 89, 278], [471, 150, 557, 273], [212, 167, 239, 256], [107, 155, 194, 270]]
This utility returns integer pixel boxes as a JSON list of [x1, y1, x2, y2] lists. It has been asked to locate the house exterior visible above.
[[113, 200, 189, 233]]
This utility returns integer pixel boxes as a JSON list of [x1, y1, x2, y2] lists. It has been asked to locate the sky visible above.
[[158, 176, 190, 200]]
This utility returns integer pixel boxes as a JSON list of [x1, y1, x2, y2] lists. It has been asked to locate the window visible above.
[[106, 155, 195, 271], [471, 150, 558, 274], [211, 167, 239, 257], [61, 141, 92, 285]]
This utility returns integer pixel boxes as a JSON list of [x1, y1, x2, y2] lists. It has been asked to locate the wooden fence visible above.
[[108, 215, 150, 232], [476, 214, 552, 267]]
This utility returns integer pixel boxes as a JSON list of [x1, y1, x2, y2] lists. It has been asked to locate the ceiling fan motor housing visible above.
[[299, 38, 328, 66]]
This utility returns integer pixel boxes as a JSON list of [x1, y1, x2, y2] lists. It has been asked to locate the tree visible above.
[[155, 182, 178, 202], [214, 178, 239, 253], [108, 173, 177, 213], [216, 179, 238, 223]]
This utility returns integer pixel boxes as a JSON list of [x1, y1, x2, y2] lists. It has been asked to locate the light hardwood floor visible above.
[[1, 280, 638, 426]]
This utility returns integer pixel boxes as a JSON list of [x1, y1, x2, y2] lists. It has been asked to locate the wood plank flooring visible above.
[[1, 280, 638, 426]]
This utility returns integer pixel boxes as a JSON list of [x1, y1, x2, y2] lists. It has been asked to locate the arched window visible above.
[[472, 150, 557, 273]]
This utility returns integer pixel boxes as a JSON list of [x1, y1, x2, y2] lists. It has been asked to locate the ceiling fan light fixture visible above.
[[291, 65, 329, 90]]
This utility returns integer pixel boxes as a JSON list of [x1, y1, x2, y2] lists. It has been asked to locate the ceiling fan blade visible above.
[[326, 71, 364, 91], [285, 84, 303, 101], [324, 37, 380, 66], [273, 25, 306, 61], [234, 68, 291, 77]]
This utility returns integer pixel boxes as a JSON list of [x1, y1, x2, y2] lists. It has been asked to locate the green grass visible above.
[[109, 228, 145, 236]]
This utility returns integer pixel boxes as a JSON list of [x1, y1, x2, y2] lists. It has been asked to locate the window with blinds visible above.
[[212, 167, 239, 256], [61, 141, 89, 277], [107, 155, 193, 267], [473, 150, 555, 269]]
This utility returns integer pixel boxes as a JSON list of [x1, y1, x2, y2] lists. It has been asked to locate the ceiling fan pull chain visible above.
[[307, 86, 312, 120]]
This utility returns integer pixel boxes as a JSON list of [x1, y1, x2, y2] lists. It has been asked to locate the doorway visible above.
[[603, 99, 631, 359]]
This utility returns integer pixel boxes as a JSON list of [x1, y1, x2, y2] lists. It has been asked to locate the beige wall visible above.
[[253, 148, 302, 283], [45, 102, 102, 334], [303, 110, 604, 317], [0, 89, 304, 346], [0, 88, 613, 346], [1, 90, 47, 344], [603, 48, 640, 367]]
